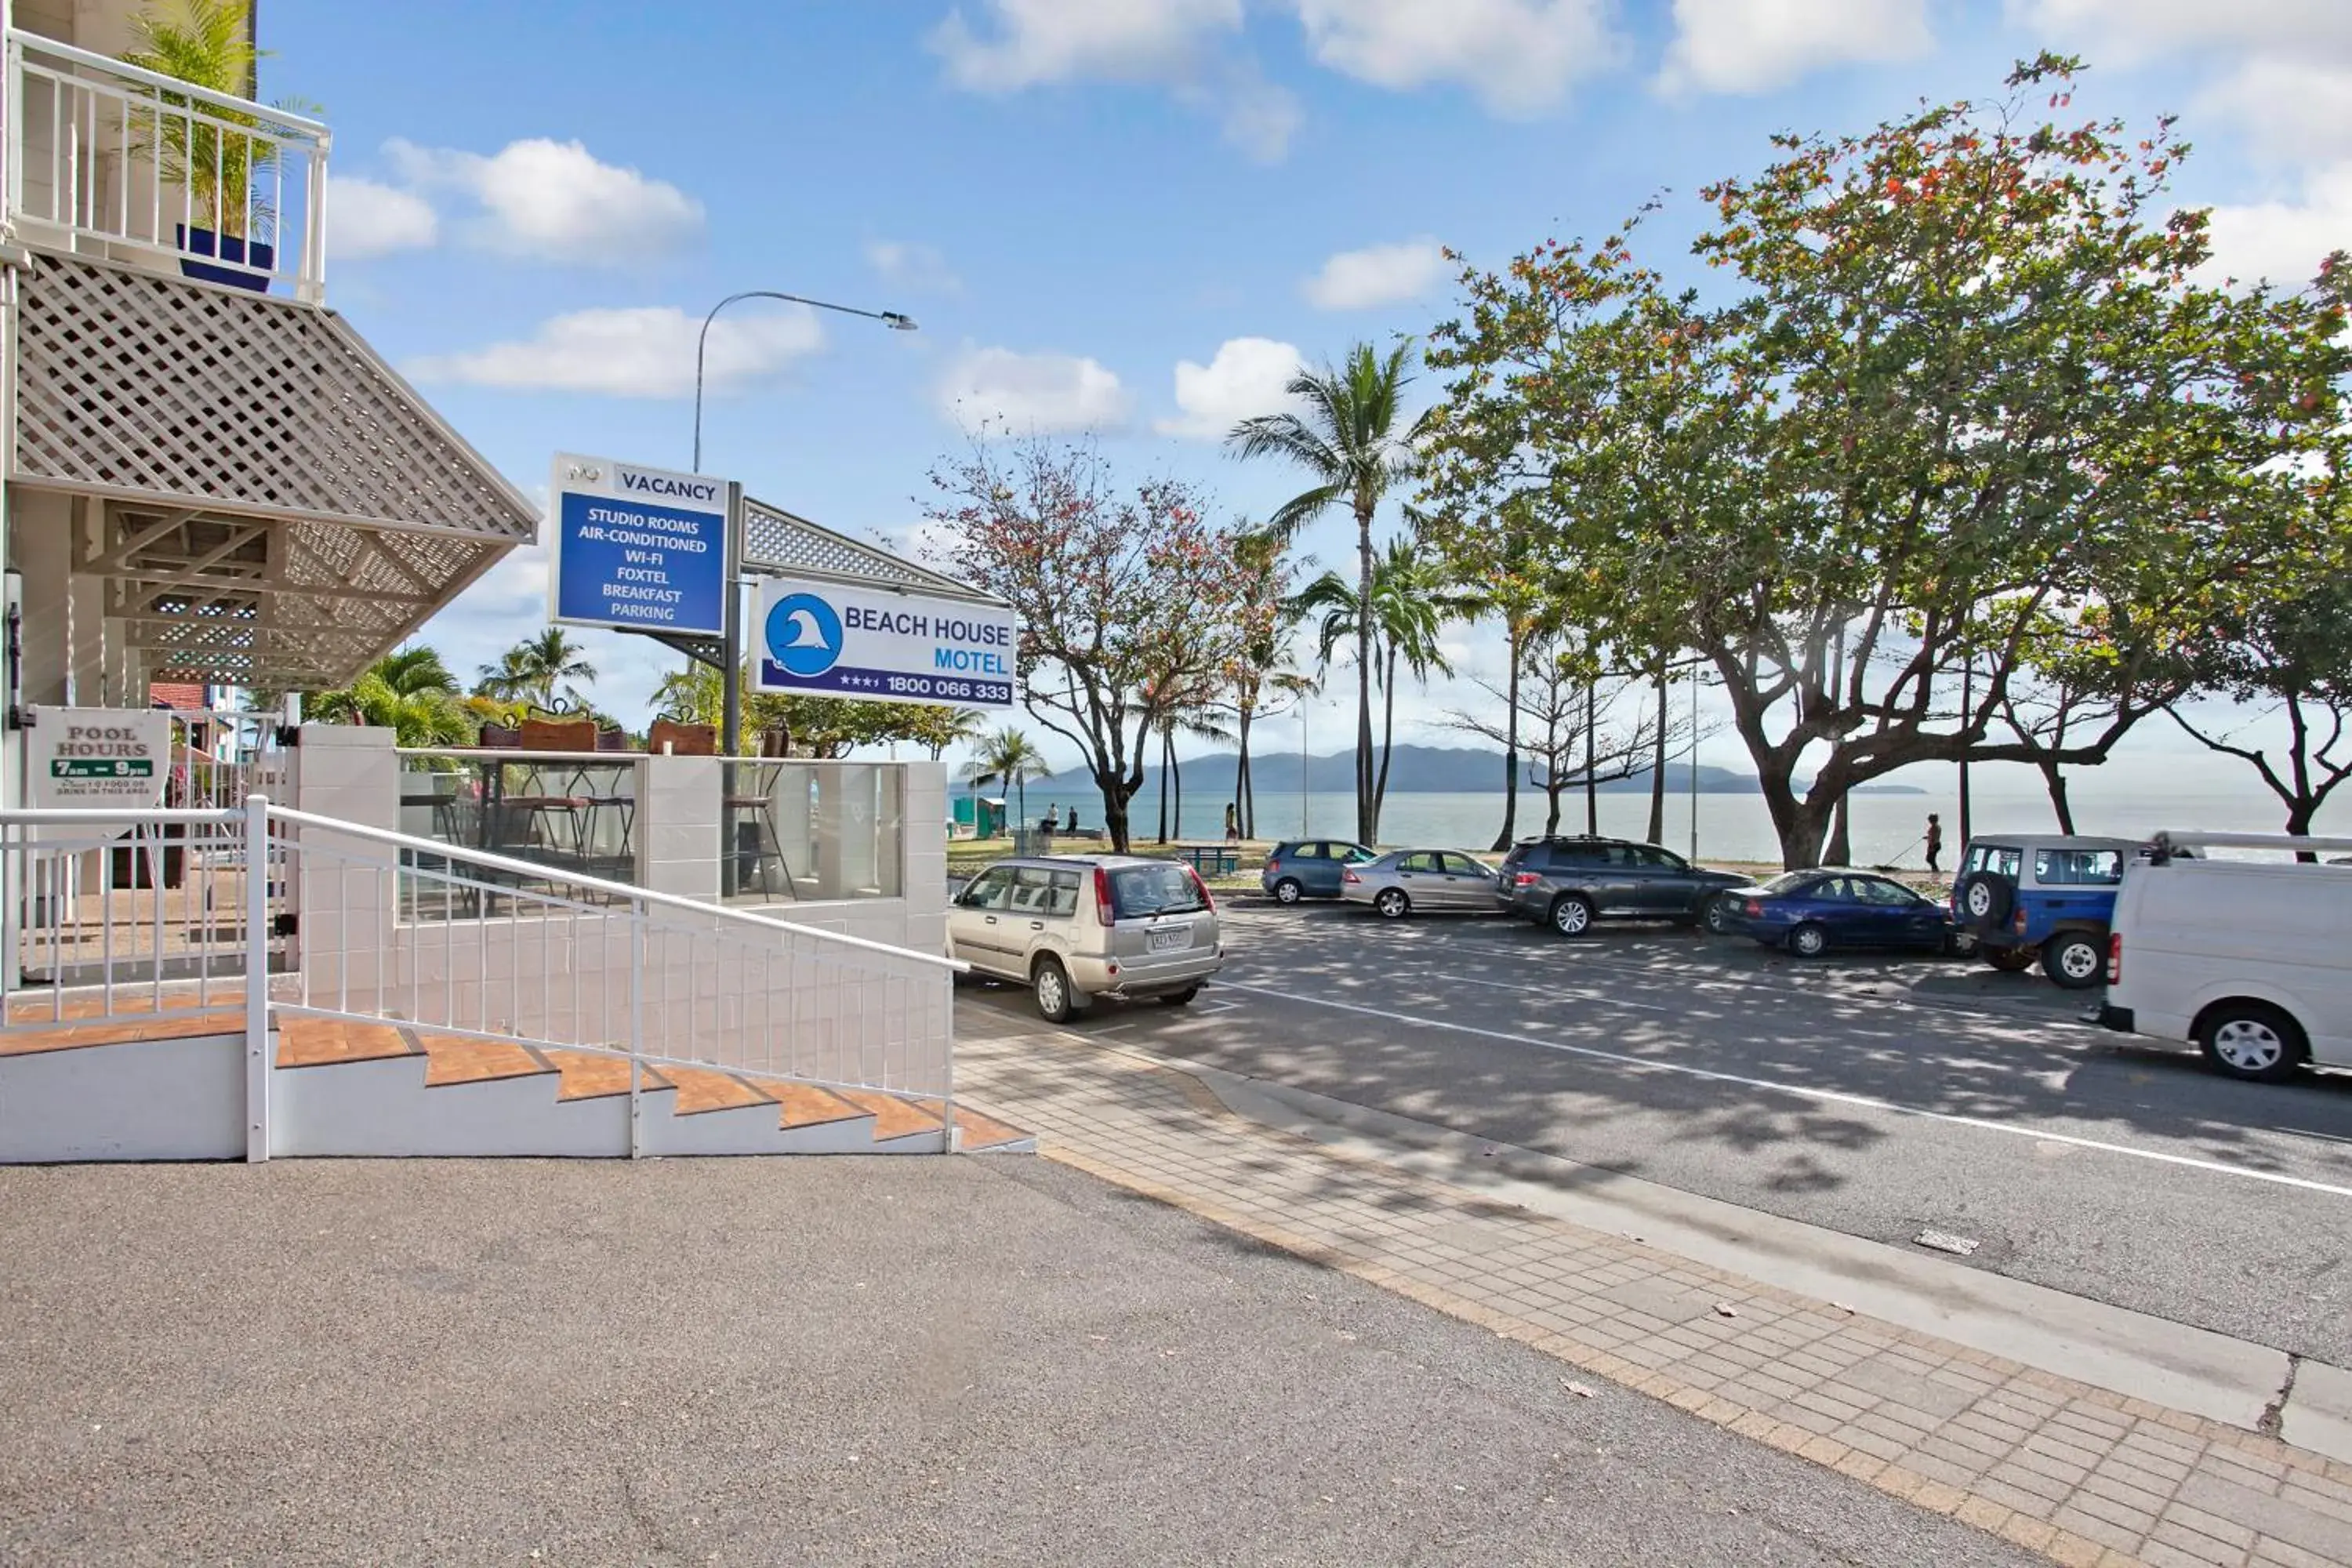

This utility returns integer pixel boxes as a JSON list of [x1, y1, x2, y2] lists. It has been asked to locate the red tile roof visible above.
[[147, 682, 209, 711]]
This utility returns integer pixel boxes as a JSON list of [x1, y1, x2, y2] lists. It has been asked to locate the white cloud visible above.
[[2195, 59, 2352, 166], [937, 346, 1131, 432], [927, 0, 1297, 157], [2199, 165, 2352, 286], [1657, 0, 1932, 96], [407, 306, 824, 397], [927, 0, 1242, 89], [2009, 0, 2352, 64], [1302, 237, 1446, 310], [325, 174, 437, 260], [1156, 336, 1305, 437], [865, 238, 964, 293], [384, 137, 703, 262], [1290, 0, 1621, 116]]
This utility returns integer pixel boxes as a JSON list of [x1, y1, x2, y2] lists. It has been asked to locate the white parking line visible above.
[[1214, 982, 2352, 1201]]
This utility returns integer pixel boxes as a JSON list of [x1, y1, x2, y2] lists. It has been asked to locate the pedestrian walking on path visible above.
[[1925, 812, 1944, 874]]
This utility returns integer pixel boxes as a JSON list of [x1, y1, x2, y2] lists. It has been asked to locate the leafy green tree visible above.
[[967, 726, 1051, 829], [1230, 343, 1432, 845], [926, 437, 1250, 852], [308, 652, 471, 748], [1425, 56, 2352, 867], [2164, 569, 2352, 850], [476, 628, 594, 713], [1291, 535, 1469, 839], [123, 0, 315, 241], [1222, 527, 1314, 840]]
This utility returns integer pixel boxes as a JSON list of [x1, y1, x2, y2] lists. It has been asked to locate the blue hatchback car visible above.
[[1721, 870, 1957, 957], [1261, 840, 1375, 905]]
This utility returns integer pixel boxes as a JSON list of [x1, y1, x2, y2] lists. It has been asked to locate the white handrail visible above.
[[265, 804, 966, 972], [9, 31, 330, 133], [1, 808, 238, 826]]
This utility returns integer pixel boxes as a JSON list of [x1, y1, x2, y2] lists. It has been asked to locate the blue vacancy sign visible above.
[[547, 452, 731, 637], [753, 576, 1017, 710]]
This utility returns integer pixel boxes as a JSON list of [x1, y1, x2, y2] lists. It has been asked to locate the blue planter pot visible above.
[[176, 224, 274, 292]]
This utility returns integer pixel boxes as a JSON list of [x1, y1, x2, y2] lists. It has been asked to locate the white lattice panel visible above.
[[742, 495, 989, 600], [13, 249, 535, 545]]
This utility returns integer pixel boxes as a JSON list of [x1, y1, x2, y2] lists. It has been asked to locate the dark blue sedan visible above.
[[1720, 870, 1958, 957]]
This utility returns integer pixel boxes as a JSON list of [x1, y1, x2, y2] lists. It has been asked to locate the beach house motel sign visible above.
[[547, 453, 730, 638], [755, 577, 1016, 711]]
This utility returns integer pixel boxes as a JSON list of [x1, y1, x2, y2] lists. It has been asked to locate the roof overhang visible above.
[[7, 249, 537, 687]]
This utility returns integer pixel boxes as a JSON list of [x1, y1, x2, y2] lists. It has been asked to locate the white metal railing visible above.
[[5, 30, 329, 302], [2, 800, 963, 1162]]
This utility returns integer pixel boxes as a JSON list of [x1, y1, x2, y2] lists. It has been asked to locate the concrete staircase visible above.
[[0, 999, 1029, 1163]]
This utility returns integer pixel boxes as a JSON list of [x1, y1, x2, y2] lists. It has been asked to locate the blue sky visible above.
[[266, 0, 2350, 807]]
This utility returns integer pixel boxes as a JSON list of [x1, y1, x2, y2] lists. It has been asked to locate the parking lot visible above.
[[957, 899, 2352, 1371]]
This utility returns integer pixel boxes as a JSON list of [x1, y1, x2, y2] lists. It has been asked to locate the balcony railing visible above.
[[5, 29, 328, 303]]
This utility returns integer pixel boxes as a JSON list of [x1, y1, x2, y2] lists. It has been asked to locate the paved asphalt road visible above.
[[962, 904, 2352, 1370], [0, 1158, 2035, 1567]]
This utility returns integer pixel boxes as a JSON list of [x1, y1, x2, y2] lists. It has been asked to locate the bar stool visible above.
[[724, 729, 796, 901]]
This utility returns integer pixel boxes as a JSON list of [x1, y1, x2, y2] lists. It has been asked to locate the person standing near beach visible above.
[[1925, 812, 1944, 874]]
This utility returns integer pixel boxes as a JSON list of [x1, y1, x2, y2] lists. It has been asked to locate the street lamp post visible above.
[[689, 290, 916, 754]]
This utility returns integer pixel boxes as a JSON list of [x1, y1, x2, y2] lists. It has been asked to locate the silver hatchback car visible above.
[[948, 855, 1223, 1022]]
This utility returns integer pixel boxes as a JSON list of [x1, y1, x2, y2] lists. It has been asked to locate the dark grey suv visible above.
[[1497, 836, 1750, 937]]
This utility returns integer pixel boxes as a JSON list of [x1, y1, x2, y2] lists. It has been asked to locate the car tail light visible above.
[[1093, 865, 1116, 925], [2013, 908, 2027, 935], [1185, 866, 1215, 912], [1513, 872, 1540, 887], [1744, 899, 1763, 917], [1342, 869, 1361, 884], [1265, 857, 1279, 873], [2107, 932, 2122, 984]]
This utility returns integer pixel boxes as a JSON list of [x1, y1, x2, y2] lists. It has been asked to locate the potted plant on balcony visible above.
[[123, 0, 315, 292]]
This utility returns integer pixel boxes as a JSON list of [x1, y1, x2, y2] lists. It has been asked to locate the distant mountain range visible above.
[[1008, 744, 1922, 797]]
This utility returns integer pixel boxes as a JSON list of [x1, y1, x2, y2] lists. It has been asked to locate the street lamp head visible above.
[[881, 311, 920, 332]]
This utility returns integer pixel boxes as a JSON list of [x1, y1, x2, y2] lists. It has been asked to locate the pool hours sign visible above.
[[547, 453, 731, 637]]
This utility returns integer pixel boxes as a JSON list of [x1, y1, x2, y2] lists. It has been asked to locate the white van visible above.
[[2097, 832, 2352, 1082]]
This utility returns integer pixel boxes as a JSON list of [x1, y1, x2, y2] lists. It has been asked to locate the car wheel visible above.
[[1033, 957, 1087, 1024], [1549, 895, 1595, 937], [1788, 923, 1830, 958], [1160, 985, 1201, 1007], [2198, 1003, 2306, 1083], [1272, 878, 1303, 906], [1702, 895, 1740, 936], [2041, 932, 2105, 989], [1374, 887, 1410, 920], [1980, 947, 2035, 973]]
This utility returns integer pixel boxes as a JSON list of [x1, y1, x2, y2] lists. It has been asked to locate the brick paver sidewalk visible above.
[[957, 1022, 2352, 1568]]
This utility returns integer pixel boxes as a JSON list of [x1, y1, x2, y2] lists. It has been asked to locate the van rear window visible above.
[[1109, 863, 1205, 919]]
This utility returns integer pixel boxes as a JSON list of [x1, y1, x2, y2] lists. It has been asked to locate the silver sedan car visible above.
[[1340, 848, 1501, 920]]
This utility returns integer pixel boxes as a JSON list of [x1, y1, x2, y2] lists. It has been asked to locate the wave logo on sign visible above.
[[764, 593, 844, 677]]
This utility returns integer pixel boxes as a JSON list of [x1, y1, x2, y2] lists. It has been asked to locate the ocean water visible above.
[[967, 785, 2350, 868]]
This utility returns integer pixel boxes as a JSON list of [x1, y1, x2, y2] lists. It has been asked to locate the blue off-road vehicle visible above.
[[1949, 834, 2148, 989]]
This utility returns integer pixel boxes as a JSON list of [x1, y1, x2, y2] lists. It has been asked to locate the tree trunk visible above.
[[1102, 784, 1132, 855], [1493, 623, 1523, 852], [1235, 703, 1254, 839], [1156, 729, 1172, 844], [1171, 747, 1185, 842], [1763, 777, 1835, 869], [2039, 758, 2076, 834], [1646, 670, 1667, 846], [1584, 681, 1599, 836], [1826, 798, 1851, 866], [1373, 645, 1398, 839], [1356, 502, 1377, 846], [1544, 778, 1566, 837], [1825, 633, 1850, 865]]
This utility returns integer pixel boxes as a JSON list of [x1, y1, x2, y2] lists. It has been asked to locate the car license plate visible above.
[[1148, 926, 1189, 953]]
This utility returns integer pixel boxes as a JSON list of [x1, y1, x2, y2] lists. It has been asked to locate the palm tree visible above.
[[308, 647, 459, 727], [967, 727, 1050, 833], [123, 0, 314, 244], [1225, 525, 1312, 840], [1292, 538, 1466, 839], [1229, 340, 1432, 845], [477, 628, 594, 713], [310, 669, 471, 748], [1145, 680, 1234, 844]]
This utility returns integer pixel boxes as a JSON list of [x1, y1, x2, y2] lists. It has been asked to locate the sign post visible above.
[[752, 578, 1016, 710], [547, 453, 731, 638]]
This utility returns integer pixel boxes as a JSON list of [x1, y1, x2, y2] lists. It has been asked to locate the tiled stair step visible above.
[[5, 991, 241, 1055]]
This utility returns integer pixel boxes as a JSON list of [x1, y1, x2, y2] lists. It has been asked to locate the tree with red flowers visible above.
[[925, 438, 1250, 852]]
